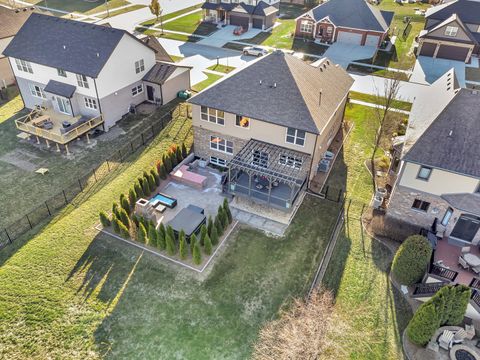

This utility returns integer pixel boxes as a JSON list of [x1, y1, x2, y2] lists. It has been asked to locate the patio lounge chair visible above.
[[453, 329, 467, 344], [459, 256, 470, 269], [462, 246, 471, 254], [439, 330, 454, 350], [473, 266, 480, 274]]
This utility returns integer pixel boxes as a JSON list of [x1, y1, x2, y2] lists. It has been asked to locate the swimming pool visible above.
[[150, 193, 177, 208]]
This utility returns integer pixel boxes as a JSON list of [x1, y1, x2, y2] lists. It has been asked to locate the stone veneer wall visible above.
[[193, 126, 248, 164]]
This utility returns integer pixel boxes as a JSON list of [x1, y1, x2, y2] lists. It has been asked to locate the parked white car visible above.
[[243, 46, 268, 57]]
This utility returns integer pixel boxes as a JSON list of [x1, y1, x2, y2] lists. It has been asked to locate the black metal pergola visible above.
[[227, 139, 310, 209]]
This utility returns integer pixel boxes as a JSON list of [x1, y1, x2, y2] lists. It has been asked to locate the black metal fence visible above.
[[0, 103, 192, 250]]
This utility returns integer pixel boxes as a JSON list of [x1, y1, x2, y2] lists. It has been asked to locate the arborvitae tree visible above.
[[157, 224, 166, 250], [203, 233, 212, 256], [150, 168, 160, 186], [118, 221, 130, 239], [223, 198, 232, 224], [134, 182, 144, 198], [406, 302, 440, 346], [210, 225, 219, 246], [99, 211, 111, 227], [190, 233, 197, 255], [214, 216, 224, 237], [391, 235, 432, 286], [175, 146, 183, 163], [181, 143, 188, 158], [143, 170, 149, 179], [170, 151, 178, 168], [121, 196, 130, 214], [131, 214, 140, 228], [167, 225, 176, 244], [128, 188, 137, 209], [142, 177, 151, 197], [148, 224, 158, 247], [179, 230, 187, 260], [164, 153, 172, 173], [448, 285, 471, 325], [207, 216, 214, 237], [120, 193, 126, 204], [218, 206, 228, 230], [193, 241, 202, 265], [166, 231, 176, 255], [112, 202, 120, 218], [200, 224, 208, 246], [112, 215, 120, 233], [137, 223, 147, 243], [148, 174, 157, 192], [158, 162, 167, 179], [118, 208, 130, 229]]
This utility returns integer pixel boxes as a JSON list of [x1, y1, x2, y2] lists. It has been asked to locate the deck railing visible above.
[[15, 109, 104, 145], [430, 264, 458, 282], [471, 290, 480, 308], [412, 282, 447, 297]]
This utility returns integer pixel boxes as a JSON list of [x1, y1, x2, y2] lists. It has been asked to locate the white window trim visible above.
[[84, 97, 98, 110], [16, 59, 33, 73], [29, 84, 45, 99], [417, 166, 432, 181], [210, 136, 233, 154], [279, 154, 303, 169], [235, 115, 250, 129], [209, 156, 227, 167], [285, 127, 306, 147], [445, 26, 458, 37], [76, 74, 89, 88], [135, 59, 145, 74], [201, 106, 225, 126], [131, 84, 144, 97], [54, 96, 72, 115], [300, 20, 313, 33]]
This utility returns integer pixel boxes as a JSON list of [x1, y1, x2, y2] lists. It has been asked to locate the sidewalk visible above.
[[349, 99, 410, 115]]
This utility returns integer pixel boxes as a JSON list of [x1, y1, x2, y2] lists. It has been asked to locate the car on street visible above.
[[242, 46, 268, 57]]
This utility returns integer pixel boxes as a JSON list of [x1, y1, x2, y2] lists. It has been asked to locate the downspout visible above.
[[307, 133, 319, 190], [93, 78, 104, 130]]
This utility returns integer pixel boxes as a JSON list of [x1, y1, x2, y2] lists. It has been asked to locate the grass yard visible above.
[[207, 64, 236, 74], [169, 54, 185, 62], [349, 91, 412, 111], [162, 11, 218, 36], [320, 104, 412, 358], [192, 72, 223, 93], [0, 108, 341, 358], [16, 0, 130, 14], [141, 4, 203, 27]]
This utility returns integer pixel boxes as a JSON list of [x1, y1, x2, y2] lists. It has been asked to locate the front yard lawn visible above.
[[207, 64, 236, 74], [141, 4, 202, 27], [17, 0, 130, 14], [192, 72, 223, 92], [349, 91, 412, 111], [162, 11, 218, 36]]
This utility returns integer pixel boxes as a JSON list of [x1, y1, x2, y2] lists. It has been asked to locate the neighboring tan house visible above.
[[2, 13, 190, 153], [188, 51, 353, 210], [417, 0, 480, 62], [202, 0, 279, 30], [388, 81, 480, 246], [0, 6, 35, 86], [294, 0, 393, 47]]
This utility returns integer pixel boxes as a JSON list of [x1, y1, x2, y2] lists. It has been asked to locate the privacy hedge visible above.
[[391, 235, 432, 286]]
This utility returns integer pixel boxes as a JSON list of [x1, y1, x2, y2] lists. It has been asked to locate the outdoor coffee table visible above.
[[464, 253, 480, 267]]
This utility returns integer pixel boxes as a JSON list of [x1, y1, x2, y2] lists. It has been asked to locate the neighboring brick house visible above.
[[417, 0, 480, 62], [202, 0, 279, 30], [388, 77, 480, 245], [294, 0, 393, 47], [188, 51, 353, 210]]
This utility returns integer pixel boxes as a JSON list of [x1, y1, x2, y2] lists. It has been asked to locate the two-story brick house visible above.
[[2, 13, 191, 153], [202, 0, 279, 30], [188, 51, 353, 210], [417, 0, 480, 62]]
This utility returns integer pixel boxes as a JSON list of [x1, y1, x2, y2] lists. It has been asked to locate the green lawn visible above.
[[169, 54, 185, 63], [162, 11, 218, 36], [321, 104, 412, 358], [207, 64, 236, 74], [15, 0, 130, 14], [0, 109, 341, 358], [192, 72, 223, 93], [349, 91, 412, 111], [141, 4, 203, 26]]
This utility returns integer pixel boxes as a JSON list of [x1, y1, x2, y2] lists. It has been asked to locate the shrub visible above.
[[181, 143, 188, 158], [179, 230, 187, 260], [117, 208, 130, 229], [150, 168, 160, 186], [134, 182, 143, 198], [148, 224, 157, 247], [131, 214, 140, 228], [121, 196, 131, 214], [406, 302, 440, 346], [210, 225, 219, 246], [214, 216, 224, 237], [218, 206, 228, 230], [118, 221, 130, 239], [223, 198, 232, 224], [128, 188, 137, 208], [112, 215, 120, 234], [207, 216, 213, 237], [166, 225, 176, 244], [158, 162, 167, 179], [432, 285, 471, 326], [137, 223, 147, 243], [166, 231, 176, 256], [204, 234, 212, 255], [112, 202, 120, 218], [175, 146, 183, 164], [146, 174, 156, 192], [157, 227, 166, 250], [200, 224, 207, 246], [164, 154, 172, 173], [169, 151, 178, 168], [391, 235, 432, 286], [190, 233, 197, 254], [142, 178, 151, 197], [99, 211, 111, 227], [193, 240, 202, 265]]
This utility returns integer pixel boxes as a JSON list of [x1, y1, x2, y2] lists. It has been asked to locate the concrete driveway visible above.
[[411, 56, 467, 86], [323, 43, 377, 68], [198, 25, 263, 47]]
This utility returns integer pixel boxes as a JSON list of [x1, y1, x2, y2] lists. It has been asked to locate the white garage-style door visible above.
[[336, 31, 362, 45], [365, 34, 380, 47]]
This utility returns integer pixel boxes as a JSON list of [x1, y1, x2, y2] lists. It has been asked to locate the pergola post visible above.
[[248, 172, 252, 196], [267, 178, 272, 204], [45, 139, 50, 148]]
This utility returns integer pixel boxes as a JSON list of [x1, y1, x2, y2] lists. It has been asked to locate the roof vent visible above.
[[448, 130, 454, 137], [319, 67, 323, 72], [326, 60, 330, 65], [96, 53, 100, 57], [319, 90, 323, 106], [259, 80, 262, 85], [63, 45, 66, 50], [273, 82, 277, 88]]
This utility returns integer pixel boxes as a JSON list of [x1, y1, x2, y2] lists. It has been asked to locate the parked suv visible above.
[[243, 46, 268, 57]]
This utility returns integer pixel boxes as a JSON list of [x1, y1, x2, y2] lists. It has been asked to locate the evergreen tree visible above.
[[112, 215, 120, 233], [223, 198, 232, 224], [200, 224, 207, 246], [406, 302, 440, 346], [142, 177, 151, 197], [218, 206, 228, 230], [193, 241, 202, 265], [448, 285, 471, 325], [157, 223, 166, 250], [117, 208, 130, 229], [170, 151, 178, 168], [175, 146, 183, 163], [214, 216, 224, 237], [134, 182, 144, 198], [181, 143, 188, 158], [207, 216, 213, 237], [158, 162, 167, 179], [99, 211, 111, 227], [203, 233, 212, 255], [210, 225, 219, 246], [167, 225, 176, 244], [128, 188, 137, 209], [166, 231, 176, 255], [150, 168, 160, 186], [137, 223, 147, 243], [121, 196, 130, 214], [190, 233, 197, 254], [179, 230, 187, 260], [164, 154, 172, 173], [112, 201, 120, 218], [148, 224, 157, 247], [118, 221, 130, 239], [131, 214, 140, 228], [148, 174, 157, 192]]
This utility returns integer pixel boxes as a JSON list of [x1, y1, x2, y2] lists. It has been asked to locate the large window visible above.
[[417, 166, 432, 181], [445, 26, 458, 37], [279, 154, 303, 169], [210, 156, 226, 167], [201, 106, 224, 125], [441, 207, 454, 226], [131, 84, 143, 96], [135, 59, 145, 74], [235, 115, 250, 128], [286, 127, 305, 146], [252, 150, 269, 168], [84, 97, 97, 110], [412, 199, 430, 212], [29, 84, 45, 98], [76, 74, 89, 88], [300, 20, 313, 33], [210, 136, 233, 154], [15, 59, 33, 73]]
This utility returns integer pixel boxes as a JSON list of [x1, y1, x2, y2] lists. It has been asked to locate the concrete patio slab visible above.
[[198, 25, 263, 47], [323, 43, 377, 69]]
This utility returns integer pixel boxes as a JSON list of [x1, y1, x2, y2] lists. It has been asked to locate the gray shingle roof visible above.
[[404, 89, 480, 178], [3, 13, 145, 78], [308, 0, 393, 32], [44, 80, 76, 98], [143, 62, 177, 85], [426, 0, 480, 25], [188, 52, 353, 134], [441, 193, 480, 216], [141, 35, 173, 62]]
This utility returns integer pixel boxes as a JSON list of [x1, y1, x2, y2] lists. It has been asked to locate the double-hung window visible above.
[[84, 97, 97, 110], [29, 84, 45, 98], [286, 127, 305, 146], [131, 84, 143, 96], [201, 106, 224, 125], [417, 166, 432, 181], [279, 154, 303, 169], [210, 136, 233, 154], [235, 115, 250, 128], [76, 74, 89, 88], [445, 26, 458, 37], [57, 68, 67, 77], [300, 21, 313, 33], [15, 59, 33, 73], [135, 59, 145, 74], [412, 199, 430, 212], [210, 156, 226, 167]]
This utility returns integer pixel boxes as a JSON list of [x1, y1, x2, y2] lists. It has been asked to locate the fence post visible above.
[[45, 201, 51, 216], [106, 160, 110, 172], [141, 133, 145, 145], [4, 228, 12, 244], [62, 190, 68, 205], [78, 178, 83, 191], [337, 188, 343, 203], [151, 125, 155, 137], [25, 214, 33, 229], [130, 143, 134, 153], [92, 168, 98, 182], [324, 185, 329, 199]]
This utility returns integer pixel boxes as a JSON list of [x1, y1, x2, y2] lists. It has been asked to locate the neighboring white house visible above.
[[2, 13, 190, 152]]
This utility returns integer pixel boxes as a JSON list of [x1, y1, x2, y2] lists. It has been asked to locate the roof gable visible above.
[[421, 14, 478, 44], [426, 0, 480, 24]]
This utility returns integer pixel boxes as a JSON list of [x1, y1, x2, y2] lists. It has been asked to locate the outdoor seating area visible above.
[[434, 240, 480, 285], [170, 164, 208, 189]]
